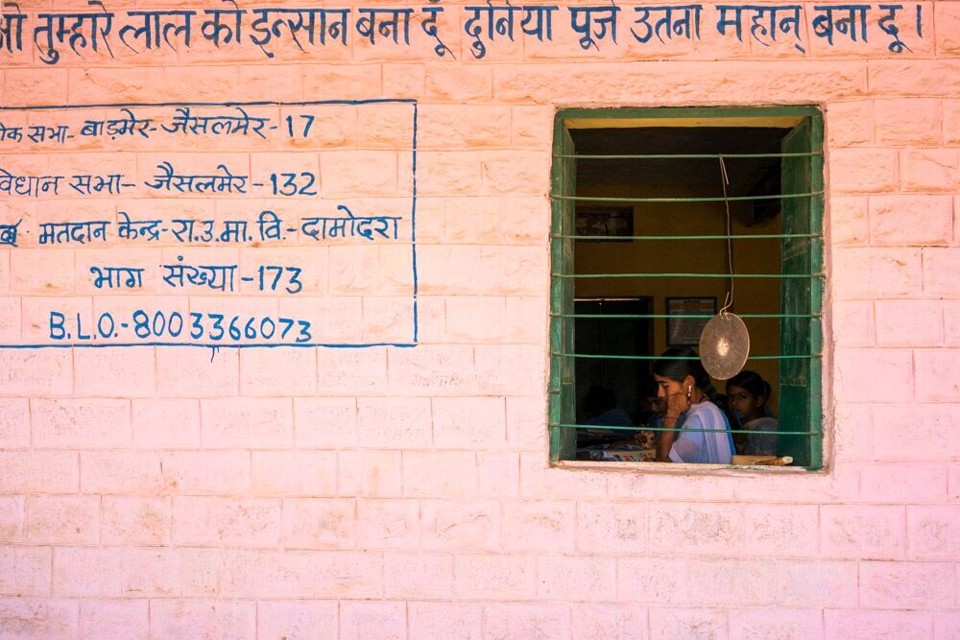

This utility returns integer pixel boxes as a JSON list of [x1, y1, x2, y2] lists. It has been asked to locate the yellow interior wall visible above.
[[574, 183, 782, 410]]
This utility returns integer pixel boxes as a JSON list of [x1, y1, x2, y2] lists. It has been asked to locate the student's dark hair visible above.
[[725, 370, 773, 404], [652, 346, 719, 402]]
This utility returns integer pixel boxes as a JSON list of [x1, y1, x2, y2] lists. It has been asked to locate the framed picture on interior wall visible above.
[[666, 297, 716, 346], [574, 206, 634, 240]]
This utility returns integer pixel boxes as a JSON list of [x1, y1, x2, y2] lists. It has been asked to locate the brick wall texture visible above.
[[1, 1, 960, 638]]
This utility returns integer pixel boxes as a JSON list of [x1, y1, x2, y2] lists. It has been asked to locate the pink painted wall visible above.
[[1, 1, 959, 638]]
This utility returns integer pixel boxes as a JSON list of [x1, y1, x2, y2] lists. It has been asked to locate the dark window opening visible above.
[[549, 107, 824, 469]]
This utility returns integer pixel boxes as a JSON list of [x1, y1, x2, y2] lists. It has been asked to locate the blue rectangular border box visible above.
[[0, 99, 419, 350]]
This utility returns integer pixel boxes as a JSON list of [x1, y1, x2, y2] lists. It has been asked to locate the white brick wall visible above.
[[0, 1, 959, 638]]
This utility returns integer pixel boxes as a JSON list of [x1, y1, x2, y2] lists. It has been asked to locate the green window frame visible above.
[[548, 106, 824, 470]]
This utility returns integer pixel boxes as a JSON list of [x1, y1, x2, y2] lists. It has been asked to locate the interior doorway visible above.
[[574, 297, 653, 445]]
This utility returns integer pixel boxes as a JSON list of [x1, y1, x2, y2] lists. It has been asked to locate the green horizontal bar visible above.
[[555, 272, 823, 279], [554, 233, 821, 241], [557, 105, 822, 121], [554, 151, 822, 160], [554, 313, 821, 320], [553, 423, 819, 437], [551, 192, 821, 204], [552, 352, 821, 360]]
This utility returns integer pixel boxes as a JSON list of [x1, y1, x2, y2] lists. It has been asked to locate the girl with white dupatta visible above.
[[652, 346, 734, 464]]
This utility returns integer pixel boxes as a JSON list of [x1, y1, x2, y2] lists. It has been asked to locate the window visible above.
[[548, 106, 823, 469]]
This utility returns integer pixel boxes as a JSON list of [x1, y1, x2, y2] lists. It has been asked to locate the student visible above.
[[581, 385, 633, 428], [653, 346, 734, 464], [576, 384, 634, 449], [725, 370, 778, 456]]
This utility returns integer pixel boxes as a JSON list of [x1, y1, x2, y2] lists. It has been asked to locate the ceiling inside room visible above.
[[569, 126, 790, 197]]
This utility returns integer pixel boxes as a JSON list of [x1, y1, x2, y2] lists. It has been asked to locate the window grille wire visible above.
[[549, 145, 824, 457]]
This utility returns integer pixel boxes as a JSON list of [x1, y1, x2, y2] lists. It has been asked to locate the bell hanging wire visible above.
[[698, 154, 750, 380], [719, 155, 734, 316]]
